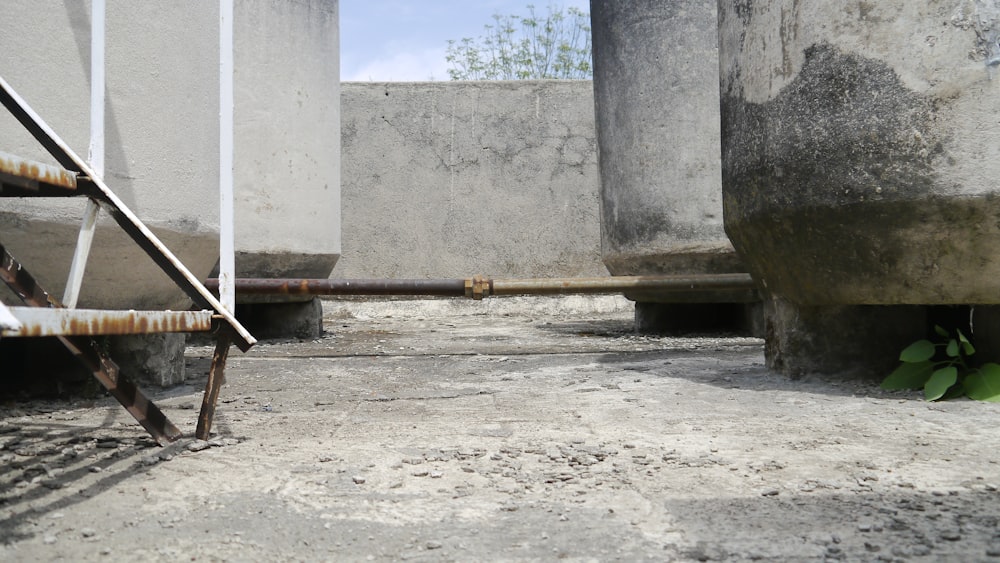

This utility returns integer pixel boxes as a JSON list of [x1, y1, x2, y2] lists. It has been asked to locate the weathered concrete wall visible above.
[[337, 81, 605, 279], [0, 1, 220, 310], [234, 0, 341, 280], [0, 1, 342, 312]]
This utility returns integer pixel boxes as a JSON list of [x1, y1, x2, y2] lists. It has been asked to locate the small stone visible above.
[[857, 523, 873, 532], [426, 541, 443, 550], [352, 476, 366, 485], [186, 440, 210, 452], [940, 531, 962, 541], [43, 535, 57, 545], [412, 470, 429, 477], [986, 545, 1000, 557], [430, 471, 443, 479], [461, 466, 475, 473], [81, 528, 96, 538], [760, 489, 779, 497]]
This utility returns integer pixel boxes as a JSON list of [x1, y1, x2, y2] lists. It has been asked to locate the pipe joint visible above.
[[464, 275, 492, 300]]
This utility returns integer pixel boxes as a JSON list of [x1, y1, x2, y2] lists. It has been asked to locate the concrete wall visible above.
[[337, 81, 606, 280], [234, 0, 341, 279], [0, 1, 220, 310], [0, 1, 342, 310]]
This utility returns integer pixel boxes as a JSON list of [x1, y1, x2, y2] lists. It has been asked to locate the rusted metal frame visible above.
[[196, 324, 233, 440], [1, 308, 213, 338], [57, 334, 182, 445], [0, 150, 77, 193], [0, 244, 60, 308], [0, 76, 255, 352], [206, 273, 759, 299], [0, 243, 181, 445]]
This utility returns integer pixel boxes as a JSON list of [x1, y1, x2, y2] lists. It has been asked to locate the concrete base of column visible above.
[[763, 299, 928, 379], [235, 298, 323, 340], [635, 302, 762, 336]]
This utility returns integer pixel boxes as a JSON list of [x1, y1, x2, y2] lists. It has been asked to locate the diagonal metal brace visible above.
[[0, 243, 182, 445]]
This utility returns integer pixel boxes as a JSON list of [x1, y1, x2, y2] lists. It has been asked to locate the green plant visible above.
[[882, 325, 1000, 401], [446, 4, 592, 80]]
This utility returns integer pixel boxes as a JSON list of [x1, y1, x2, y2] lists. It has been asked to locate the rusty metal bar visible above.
[[1, 308, 212, 338], [0, 150, 77, 194], [204, 277, 469, 297], [196, 327, 232, 440], [0, 76, 255, 352], [206, 273, 757, 300], [1, 244, 61, 308], [0, 243, 182, 445], [58, 333, 183, 445]]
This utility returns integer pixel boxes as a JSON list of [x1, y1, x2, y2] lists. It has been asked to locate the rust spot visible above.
[[0, 152, 77, 190]]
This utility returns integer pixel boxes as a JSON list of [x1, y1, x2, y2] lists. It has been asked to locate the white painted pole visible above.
[[63, 0, 105, 309], [219, 0, 236, 313]]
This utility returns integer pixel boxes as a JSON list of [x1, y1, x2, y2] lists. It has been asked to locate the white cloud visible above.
[[344, 47, 451, 82]]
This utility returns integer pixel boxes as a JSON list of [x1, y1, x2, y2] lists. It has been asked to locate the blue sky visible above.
[[340, 0, 590, 81]]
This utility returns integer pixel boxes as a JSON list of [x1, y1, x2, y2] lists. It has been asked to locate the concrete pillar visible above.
[[591, 0, 754, 333], [231, 0, 340, 339], [718, 1, 1000, 376]]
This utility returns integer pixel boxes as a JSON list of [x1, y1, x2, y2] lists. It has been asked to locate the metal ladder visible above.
[[0, 75, 255, 446]]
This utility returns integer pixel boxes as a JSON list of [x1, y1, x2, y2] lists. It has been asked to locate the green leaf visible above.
[[946, 339, 959, 358], [924, 366, 958, 401], [958, 329, 975, 355], [965, 363, 1000, 402], [899, 340, 935, 362], [934, 325, 950, 338], [881, 361, 934, 390]]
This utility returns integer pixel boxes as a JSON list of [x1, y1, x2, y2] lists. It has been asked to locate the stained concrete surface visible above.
[[2, 296, 1000, 561]]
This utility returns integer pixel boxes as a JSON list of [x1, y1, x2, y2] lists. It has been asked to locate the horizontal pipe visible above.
[[491, 273, 755, 296], [204, 278, 469, 297], [205, 273, 756, 299]]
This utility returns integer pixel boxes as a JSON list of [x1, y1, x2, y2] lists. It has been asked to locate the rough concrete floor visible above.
[[2, 296, 1000, 562]]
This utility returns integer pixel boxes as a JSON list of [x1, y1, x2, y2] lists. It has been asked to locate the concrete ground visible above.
[[2, 296, 1000, 562]]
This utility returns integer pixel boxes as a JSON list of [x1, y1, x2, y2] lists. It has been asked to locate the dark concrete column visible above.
[[718, 1, 1000, 377]]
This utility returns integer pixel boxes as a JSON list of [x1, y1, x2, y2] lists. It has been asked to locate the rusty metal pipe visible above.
[[204, 278, 469, 297], [205, 273, 756, 300]]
